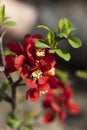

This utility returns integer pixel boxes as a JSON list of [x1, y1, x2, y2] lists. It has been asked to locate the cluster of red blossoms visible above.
[[5, 34, 80, 121], [5, 34, 58, 101], [42, 82, 80, 123]]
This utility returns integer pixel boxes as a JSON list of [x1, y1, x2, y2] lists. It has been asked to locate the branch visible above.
[[0, 88, 12, 103]]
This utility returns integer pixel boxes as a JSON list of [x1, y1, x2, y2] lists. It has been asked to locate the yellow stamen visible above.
[[39, 90, 48, 96], [36, 48, 45, 57], [31, 69, 43, 81], [45, 68, 55, 76]]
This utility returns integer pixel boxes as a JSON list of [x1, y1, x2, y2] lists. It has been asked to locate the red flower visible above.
[[42, 82, 80, 122], [5, 34, 56, 80], [43, 113, 55, 123], [26, 88, 40, 102], [5, 42, 26, 73], [5, 34, 58, 102], [26, 71, 60, 102]]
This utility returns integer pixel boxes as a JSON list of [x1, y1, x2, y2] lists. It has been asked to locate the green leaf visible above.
[[7, 112, 21, 129], [76, 70, 87, 79], [56, 69, 69, 83], [55, 49, 71, 61], [24, 125, 33, 130], [64, 18, 70, 30], [46, 30, 56, 47], [49, 49, 56, 53], [57, 33, 67, 38], [57, 19, 65, 33], [68, 37, 82, 48], [0, 5, 5, 21], [24, 111, 35, 125], [37, 25, 51, 31], [1, 79, 9, 92], [68, 26, 76, 34], [35, 40, 50, 48], [2, 21, 16, 26]]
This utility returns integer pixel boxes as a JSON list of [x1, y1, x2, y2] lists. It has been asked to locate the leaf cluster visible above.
[[35, 18, 82, 61], [7, 111, 34, 130], [0, 5, 16, 27]]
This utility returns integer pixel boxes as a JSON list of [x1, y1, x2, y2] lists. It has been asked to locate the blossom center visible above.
[[31, 69, 43, 80], [36, 48, 45, 57], [45, 68, 55, 76], [39, 90, 48, 96]]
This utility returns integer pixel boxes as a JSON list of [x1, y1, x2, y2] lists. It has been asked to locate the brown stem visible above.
[[0, 88, 12, 103], [4, 68, 22, 113]]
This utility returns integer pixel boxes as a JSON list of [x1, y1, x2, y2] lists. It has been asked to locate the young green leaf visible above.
[[64, 18, 70, 30], [46, 30, 56, 47], [0, 5, 5, 21], [55, 49, 71, 61], [57, 19, 65, 33], [68, 37, 82, 48], [49, 49, 56, 53], [37, 25, 51, 31], [2, 21, 16, 26], [35, 40, 50, 48]]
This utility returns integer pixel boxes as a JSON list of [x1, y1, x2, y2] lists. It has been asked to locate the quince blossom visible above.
[[42, 82, 80, 122]]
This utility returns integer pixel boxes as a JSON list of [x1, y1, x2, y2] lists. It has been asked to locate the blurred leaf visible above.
[[1, 79, 9, 92], [0, 5, 5, 21], [2, 21, 16, 26], [24, 111, 35, 125], [55, 49, 71, 61], [24, 125, 33, 130], [76, 70, 87, 79], [56, 69, 69, 83], [7, 112, 22, 129], [35, 40, 50, 48], [68, 37, 82, 48], [3, 17, 10, 22]]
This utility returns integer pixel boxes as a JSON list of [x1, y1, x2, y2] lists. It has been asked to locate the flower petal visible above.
[[29, 89, 40, 102], [59, 111, 66, 122], [51, 101, 61, 112], [14, 55, 25, 69], [26, 79, 37, 88], [48, 76, 58, 89], [5, 54, 17, 73], [7, 42, 23, 55], [65, 102, 80, 114], [38, 83, 50, 91], [43, 112, 55, 123], [38, 76, 49, 85], [20, 66, 30, 79]]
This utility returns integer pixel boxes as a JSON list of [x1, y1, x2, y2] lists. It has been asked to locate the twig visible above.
[[0, 88, 12, 103]]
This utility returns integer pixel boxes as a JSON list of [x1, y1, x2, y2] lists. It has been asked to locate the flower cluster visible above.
[[5, 34, 59, 101], [42, 81, 80, 123]]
